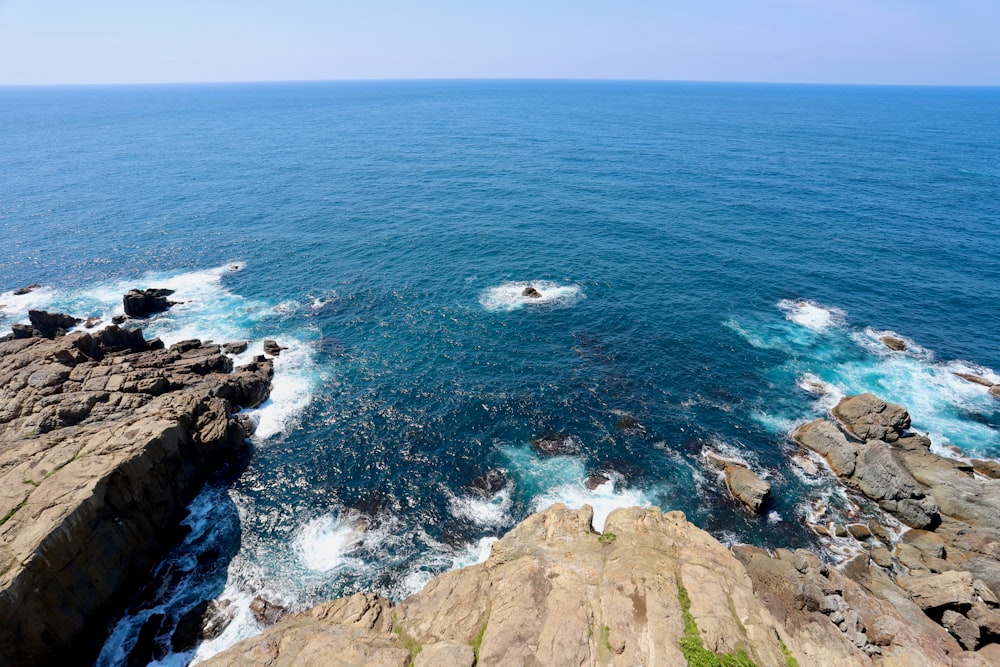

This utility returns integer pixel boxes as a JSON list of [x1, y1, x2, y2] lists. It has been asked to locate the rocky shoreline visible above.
[[202, 394, 1000, 666], [0, 308, 273, 666], [2, 306, 1000, 666]]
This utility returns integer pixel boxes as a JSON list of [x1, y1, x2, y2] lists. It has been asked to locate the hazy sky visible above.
[[1, 0, 997, 85]]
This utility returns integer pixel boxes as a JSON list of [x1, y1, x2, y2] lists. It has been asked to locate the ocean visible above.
[[1, 80, 998, 665]]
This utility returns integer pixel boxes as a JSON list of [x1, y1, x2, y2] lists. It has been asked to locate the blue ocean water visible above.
[[1, 81, 999, 664]]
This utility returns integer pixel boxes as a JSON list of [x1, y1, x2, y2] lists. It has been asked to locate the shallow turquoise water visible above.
[[1, 81, 999, 664]]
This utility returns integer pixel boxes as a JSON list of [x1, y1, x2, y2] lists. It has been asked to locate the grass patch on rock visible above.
[[391, 612, 422, 658], [677, 582, 756, 667]]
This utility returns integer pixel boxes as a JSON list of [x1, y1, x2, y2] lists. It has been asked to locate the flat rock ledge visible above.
[[0, 323, 273, 666]]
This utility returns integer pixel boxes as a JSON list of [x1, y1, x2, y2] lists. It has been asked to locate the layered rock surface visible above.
[[0, 320, 272, 666]]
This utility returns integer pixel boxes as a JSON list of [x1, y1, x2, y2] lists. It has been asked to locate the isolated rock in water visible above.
[[84, 317, 101, 329], [616, 413, 643, 433], [954, 372, 995, 388], [530, 432, 582, 456], [123, 287, 176, 318], [724, 463, 770, 512], [28, 310, 81, 338], [879, 335, 908, 351], [469, 469, 507, 497], [263, 339, 286, 356], [521, 286, 542, 298], [584, 473, 610, 490], [223, 340, 248, 354], [832, 393, 910, 443], [12, 283, 41, 296]]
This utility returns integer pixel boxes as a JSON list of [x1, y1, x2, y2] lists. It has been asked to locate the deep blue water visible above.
[[1, 81, 999, 664]]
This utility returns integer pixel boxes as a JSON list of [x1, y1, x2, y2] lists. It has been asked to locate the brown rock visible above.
[[991, 385, 1000, 399], [206, 505, 804, 667], [250, 596, 288, 626], [954, 373, 995, 388], [847, 523, 872, 539], [583, 473, 610, 490], [724, 464, 770, 513], [871, 547, 894, 568], [971, 460, 1000, 479], [0, 331, 273, 666], [905, 571, 976, 610], [942, 609, 980, 650], [832, 393, 911, 443], [521, 286, 542, 298], [791, 418, 858, 476], [881, 336, 908, 351]]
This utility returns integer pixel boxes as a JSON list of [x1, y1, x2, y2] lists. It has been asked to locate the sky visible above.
[[0, 0, 998, 86]]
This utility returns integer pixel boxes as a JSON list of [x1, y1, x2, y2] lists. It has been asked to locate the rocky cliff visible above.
[[203, 394, 1000, 667], [0, 317, 272, 667]]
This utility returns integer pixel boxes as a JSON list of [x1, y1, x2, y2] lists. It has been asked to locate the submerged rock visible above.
[[530, 432, 582, 456], [12, 283, 40, 296], [469, 469, 507, 497], [954, 372, 995, 388], [584, 473, 610, 490]]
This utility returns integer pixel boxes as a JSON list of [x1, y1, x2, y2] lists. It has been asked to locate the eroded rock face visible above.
[[0, 325, 272, 666]]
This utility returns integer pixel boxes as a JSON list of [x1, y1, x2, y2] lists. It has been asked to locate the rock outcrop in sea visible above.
[[0, 315, 273, 666]]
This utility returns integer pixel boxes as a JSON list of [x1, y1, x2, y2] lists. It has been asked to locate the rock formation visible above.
[[880, 336, 907, 352], [202, 393, 1000, 666], [122, 287, 176, 318], [521, 286, 542, 299], [203, 502, 1000, 667], [530, 432, 582, 456], [0, 319, 272, 666]]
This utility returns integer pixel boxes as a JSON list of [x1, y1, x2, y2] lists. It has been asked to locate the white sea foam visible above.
[[294, 514, 365, 572], [480, 281, 583, 312], [532, 472, 651, 533], [451, 536, 498, 569], [448, 487, 513, 529], [0, 285, 57, 321], [777, 299, 843, 331]]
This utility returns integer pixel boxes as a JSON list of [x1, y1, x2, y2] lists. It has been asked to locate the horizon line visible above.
[[1, 76, 998, 90]]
